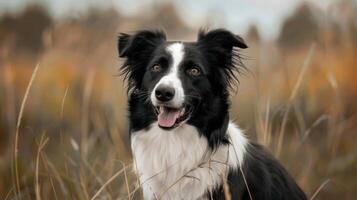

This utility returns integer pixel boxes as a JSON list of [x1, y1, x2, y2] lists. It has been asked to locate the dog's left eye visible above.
[[186, 67, 201, 76], [151, 64, 162, 72]]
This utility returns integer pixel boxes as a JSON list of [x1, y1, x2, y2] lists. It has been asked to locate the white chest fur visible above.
[[131, 122, 248, 200]]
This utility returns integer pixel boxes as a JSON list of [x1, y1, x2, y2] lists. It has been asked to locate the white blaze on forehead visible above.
[[151, 43, 185, 108], [166, 43, 184, 74]]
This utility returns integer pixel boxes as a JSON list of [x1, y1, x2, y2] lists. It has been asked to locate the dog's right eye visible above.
[[186, 67, 201, 77], [151, 64, 162, 72]]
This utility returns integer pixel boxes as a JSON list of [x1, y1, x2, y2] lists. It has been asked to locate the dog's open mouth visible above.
[[154, 105, 192, 129]]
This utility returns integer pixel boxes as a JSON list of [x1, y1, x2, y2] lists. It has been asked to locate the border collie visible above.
[[118, 29, 307, 200]]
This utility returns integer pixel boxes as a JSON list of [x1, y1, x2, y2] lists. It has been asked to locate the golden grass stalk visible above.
[[60, 85, 70, 131], [80, 154, 113, 200], [310, 179, 330, 200], [121, 161, 131, 200], [4, 188, 14, 200], [13, 63, 40, 199], [276, 44, 316, 157], [222, 178, 232, 200], [35, 134, 49, 200], [230, 137, 253, 200], [41, 154, 69, 197], [90, 163, 133, 200], [81, 68, 95, 158], [289, 45, 316, 102], [80, 69, 94, 200], [79, 172, 90, 200], [40, 154, 59, 200], [61, 85, 70, 118], [263, 97, 271, 145]]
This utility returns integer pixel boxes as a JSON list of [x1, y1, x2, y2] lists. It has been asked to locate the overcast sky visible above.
[[0, 0, 334, 40]]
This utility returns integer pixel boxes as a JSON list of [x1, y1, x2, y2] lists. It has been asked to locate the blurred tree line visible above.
[[0, 4, 52, 56], [0, 2, 191, 63], [1, 1, 357, 62], [278, 1, 357, 51]]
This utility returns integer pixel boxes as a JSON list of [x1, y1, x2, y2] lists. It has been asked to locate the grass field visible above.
[[0, 2, 357, 200]]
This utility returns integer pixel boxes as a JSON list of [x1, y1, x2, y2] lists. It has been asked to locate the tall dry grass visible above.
[[0, 3, 357, 200], [0, 41, 355, 199]]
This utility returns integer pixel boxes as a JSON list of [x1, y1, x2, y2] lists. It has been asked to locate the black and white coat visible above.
[[118, 29, 307, 200]]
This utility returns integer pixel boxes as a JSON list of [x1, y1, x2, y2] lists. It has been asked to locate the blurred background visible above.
[[0, 0, 356, 199]]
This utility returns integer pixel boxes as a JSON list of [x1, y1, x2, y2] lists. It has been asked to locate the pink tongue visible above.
[[158, 107, 180, 128]]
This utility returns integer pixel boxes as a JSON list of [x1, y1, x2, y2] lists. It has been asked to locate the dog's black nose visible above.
[[155, 86, 175, 102]]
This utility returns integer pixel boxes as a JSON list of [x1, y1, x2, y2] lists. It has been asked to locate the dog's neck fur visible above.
[[189, 94, 231, 149], [131, 121, 248, 200]]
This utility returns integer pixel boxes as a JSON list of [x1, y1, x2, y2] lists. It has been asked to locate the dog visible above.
[[118, 29, 307, 200]]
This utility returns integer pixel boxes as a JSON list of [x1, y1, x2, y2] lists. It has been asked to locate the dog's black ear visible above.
[[118, 30, 166, 93], [118, 33, 131, 57], [197, 29, 248, 92], [197, 28, 248, 50], [118, 30, 166, 57]]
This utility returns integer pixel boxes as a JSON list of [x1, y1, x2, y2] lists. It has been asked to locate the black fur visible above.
[[119, 29, 247, 147], [118, 29, 307, 199], [209, 143, 307, 199]]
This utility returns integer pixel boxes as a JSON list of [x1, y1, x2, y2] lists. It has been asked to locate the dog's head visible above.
[[118, 29, 247, 134]]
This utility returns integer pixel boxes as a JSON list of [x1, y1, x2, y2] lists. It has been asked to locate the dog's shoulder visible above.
[[210, 142, 308, 200]]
